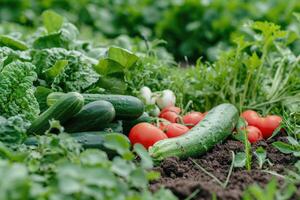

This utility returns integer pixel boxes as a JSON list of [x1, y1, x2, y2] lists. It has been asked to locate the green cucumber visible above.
[[123, 112, 153, 135], [28, 92, 84, 134], [63, 100, 115, 133], [149, 103, 239, 161], [47, 92, 144, 120]]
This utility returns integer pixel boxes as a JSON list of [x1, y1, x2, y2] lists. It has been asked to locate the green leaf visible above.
[[108, 46, 138, 68], [272, 141, 296, 154], [0, 35, 28, 50], [33, 32, 69, 49], [103, 134, 132, 159], [254, 147, 267, 169], [134, 144, 153, 169], [129, 167, 148, 189], [233, 152, 246, 168], [94, 58, 124, 76], [43, 60, 68, 79], [97, 76, 127, 94], [42, 10, 64, 33]]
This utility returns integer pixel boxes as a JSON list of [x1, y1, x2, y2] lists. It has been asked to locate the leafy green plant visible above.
[[272, 112, 300, 157], [243, 179, 297, 200]]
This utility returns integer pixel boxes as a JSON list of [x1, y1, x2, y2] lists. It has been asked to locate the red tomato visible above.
[[160, 106, 181, 116], [256, 115, 282, 139], [158, 121, 170, 132], [160, 111, 179, 123], [165, 123, 189, 138], [129, 123, 168, 149], [241, 110, 261, 127], [243, 126, 263, 143], [183, 112, 204, 128]]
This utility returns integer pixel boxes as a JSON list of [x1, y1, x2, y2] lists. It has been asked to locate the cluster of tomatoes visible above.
[[129, 106, 207, 149], [240, 110, 282, 143]]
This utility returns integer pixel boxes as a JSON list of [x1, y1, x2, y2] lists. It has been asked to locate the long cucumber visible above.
[[149, 103, 239, 161], [47, 92, 144, 120], [28, 92, 84, 134]]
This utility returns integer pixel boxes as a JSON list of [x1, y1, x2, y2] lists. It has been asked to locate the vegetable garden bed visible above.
[[0, 3, 299, 200]]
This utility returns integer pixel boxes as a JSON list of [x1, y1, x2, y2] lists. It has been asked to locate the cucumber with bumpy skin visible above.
[[149, 103, 239, 161], [47, 92, 144, 120], [63, 100, 115, 133], [28, 92, 84, 134]]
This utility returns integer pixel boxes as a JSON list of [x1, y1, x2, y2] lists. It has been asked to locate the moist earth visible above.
[[150, 136, 300, 200]]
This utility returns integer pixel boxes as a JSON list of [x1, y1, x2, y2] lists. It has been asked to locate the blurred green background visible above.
[[1, 0, 300, 62]]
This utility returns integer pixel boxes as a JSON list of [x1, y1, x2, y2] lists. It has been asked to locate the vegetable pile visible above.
[[0, 6, 299, 200]]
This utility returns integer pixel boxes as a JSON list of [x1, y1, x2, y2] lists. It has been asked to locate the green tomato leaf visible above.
[[42, 10, 64, 33]]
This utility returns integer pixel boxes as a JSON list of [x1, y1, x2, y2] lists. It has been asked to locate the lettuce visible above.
[[0, 116, 28, 144], [32, 48, 99, 92], [0, 60, 39, 121]]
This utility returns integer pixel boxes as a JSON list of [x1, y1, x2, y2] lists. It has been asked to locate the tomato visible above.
[[165, 123, 189, 138], [160, 111, 179, 123], [241, 110, 260, 127], [183, 112, 204, 128], [203, 111, 208, 117], [158, 121, 170, 132], [160, 106, 181, 116], [256, 115, 282, 139], [129, 123, 168, 149], [243, 126, 263, 143]]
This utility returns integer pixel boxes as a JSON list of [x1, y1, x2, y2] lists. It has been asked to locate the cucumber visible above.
[[149, 103, 239, 161], [123, 112, 153, 135], [63, 100, 116, 133], [47, 92, 144, 120], [28, 92, 84, 134]]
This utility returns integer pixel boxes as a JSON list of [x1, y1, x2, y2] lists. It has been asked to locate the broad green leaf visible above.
[[111, 157, 134, 177], [272, 141, 295, 154], [108, 46, 138, 68], [97, 76, 127, 94], [33, 32, 69, 49], [103, 133, 132, 158], [134, 144, 153, 169], [0, 35, 28, 50], [129, 167, 148, 189], [233, 152, 246, 168], [80, 149, 108, 167], [94, 58, 124, 76], [42, 10, 64, 33], [43, 60, 68, 79]]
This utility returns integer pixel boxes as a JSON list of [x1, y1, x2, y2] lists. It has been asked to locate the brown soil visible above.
[[150, 136, 300, 200]]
